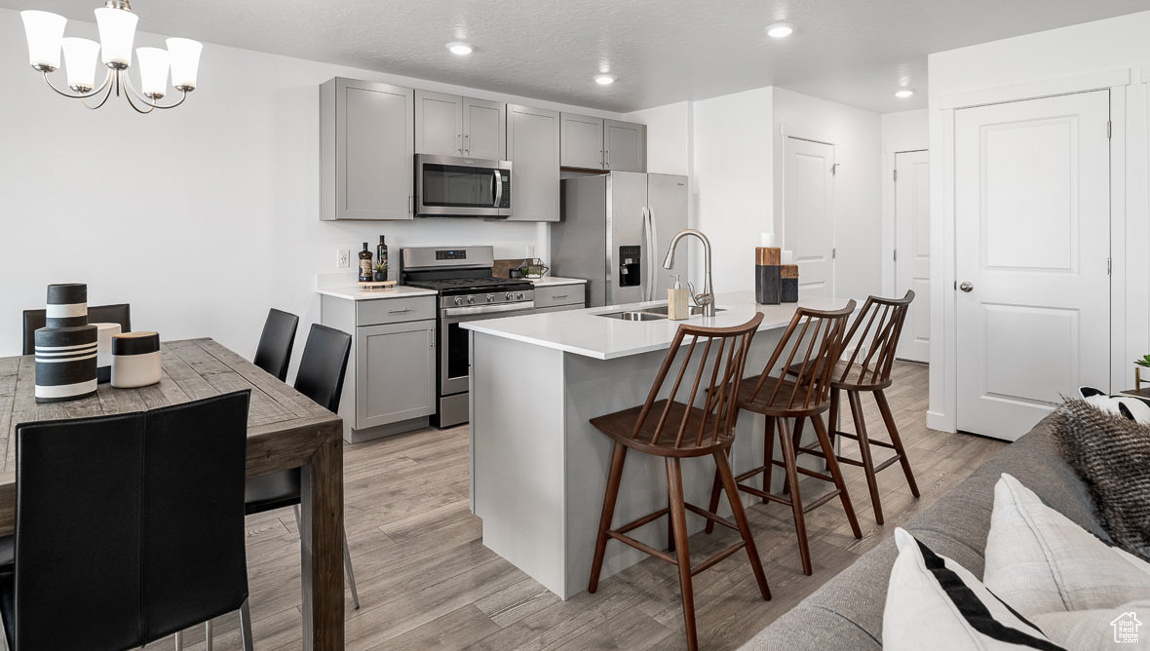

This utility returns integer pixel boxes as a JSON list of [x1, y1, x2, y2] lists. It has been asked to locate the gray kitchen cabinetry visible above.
[[320, 77, 414, 220], [506, 104, 560, 222], [415, 90, 506, 160], [321, 293, 436, 442], [559, 113, 646, 172]]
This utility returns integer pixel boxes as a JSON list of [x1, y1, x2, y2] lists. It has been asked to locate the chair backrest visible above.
[[294, 324, 352, 414], [837, 291, 915, 387], [10, 391, 250, 650], [746, 301, 857, 413], [630, 313, 764, 450], [22, 303, 131, 355], [253, 308, 300, 382]]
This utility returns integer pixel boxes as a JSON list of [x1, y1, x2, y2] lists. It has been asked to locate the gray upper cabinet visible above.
[[560, 113, 605, 169], [506, 104, 560, 222], [415, 90, 463, 156], [560, 113, 646, 172], [416, 90, 506, 160], [604, 119, 647, 173], [321, 77, 414, 221]]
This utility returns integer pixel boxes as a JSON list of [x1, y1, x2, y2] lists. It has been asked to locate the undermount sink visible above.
[[641, 305, 725, 317], [596, 306, 726, 321], [598, 310, 665, 322]]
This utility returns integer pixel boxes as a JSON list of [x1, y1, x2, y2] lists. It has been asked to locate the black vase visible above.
[[34, 283, 98, 403]]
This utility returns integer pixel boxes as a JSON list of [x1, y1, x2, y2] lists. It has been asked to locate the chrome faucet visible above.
[[663, 229, 715, 316]]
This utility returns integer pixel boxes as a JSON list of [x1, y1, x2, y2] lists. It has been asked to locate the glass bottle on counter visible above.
[[358, 242, 373, 282], [376, 236, 388, 281]]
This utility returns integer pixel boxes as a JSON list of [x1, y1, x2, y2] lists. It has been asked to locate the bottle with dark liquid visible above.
[[376, 235, 388, 281], [358, 242, 373, 282]]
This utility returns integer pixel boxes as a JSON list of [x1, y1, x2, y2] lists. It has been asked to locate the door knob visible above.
[[959, 281, 974, 293]]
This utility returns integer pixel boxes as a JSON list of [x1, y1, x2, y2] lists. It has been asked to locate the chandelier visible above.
[[20, 1, 202, 113]]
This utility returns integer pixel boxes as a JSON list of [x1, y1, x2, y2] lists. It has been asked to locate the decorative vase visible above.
[[111, 331, 162, 389], [755, 247, 781, 305], [781, 265, 800, 303], [34, 283, 98, 403], [373, 270, 387, 282]]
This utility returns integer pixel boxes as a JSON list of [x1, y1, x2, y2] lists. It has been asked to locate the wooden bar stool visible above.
[[707, 301, 861, 576], [588, 313, 770, 651], [803, 291, 919, 526]]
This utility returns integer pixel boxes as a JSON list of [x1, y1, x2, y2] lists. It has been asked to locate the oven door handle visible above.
[[493, 169, 503, 208], [443, 302, 532, 318]]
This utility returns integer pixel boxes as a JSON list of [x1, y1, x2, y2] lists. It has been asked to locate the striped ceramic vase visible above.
[[34, 283, 98, 403]]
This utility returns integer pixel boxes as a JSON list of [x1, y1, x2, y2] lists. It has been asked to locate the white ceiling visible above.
[[6, 0, 1149, 114]]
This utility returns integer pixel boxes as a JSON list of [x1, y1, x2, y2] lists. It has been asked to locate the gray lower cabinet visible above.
[[355, 320, 436, 429], [560, 113, 647, 172], [507, 104, 560, 222], [321, 77, 415, 220]]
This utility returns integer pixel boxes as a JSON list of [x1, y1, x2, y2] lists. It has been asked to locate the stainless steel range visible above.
[[401, 246, 536, 428]]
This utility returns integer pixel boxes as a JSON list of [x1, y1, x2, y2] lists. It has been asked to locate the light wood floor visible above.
[[166, 361, 1005, 650]]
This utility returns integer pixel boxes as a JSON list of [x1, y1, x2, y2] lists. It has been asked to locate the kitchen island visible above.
[[463, 291, 853, 599]]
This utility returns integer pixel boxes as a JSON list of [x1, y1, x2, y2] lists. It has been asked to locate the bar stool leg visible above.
[[828, 387, 841, 448], [781, 417, 804, 498], [714, 451, 771, 600], [761, 416, 776, 501], [848, 389, 885, 525], [874, 389, 920, 498], [666, 457, 698, 651], [588, 442, 628, 594], [704, 453, 723, 535], [776, 417, 811, 576], [204, 619, 213, 651], [811, 414, 863, 539]]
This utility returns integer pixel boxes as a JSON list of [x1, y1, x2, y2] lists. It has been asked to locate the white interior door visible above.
[[955, 90, 1110, 440], [783, 137, 835, 296], [895, 150, 930, 363]]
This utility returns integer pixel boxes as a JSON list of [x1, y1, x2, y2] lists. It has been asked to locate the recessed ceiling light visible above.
[[766, 23, 794, 39], [594, 74, 616, 86], [894, 88, 915, 99], [447, 42, 473, 56]]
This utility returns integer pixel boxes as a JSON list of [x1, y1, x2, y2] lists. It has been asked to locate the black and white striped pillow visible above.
[[883, 528, 1066, 651]]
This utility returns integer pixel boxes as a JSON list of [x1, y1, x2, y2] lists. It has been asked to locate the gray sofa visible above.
[[738, 415, 1108, 650]]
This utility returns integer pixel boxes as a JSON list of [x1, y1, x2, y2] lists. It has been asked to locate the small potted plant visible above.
[[1136, 354, 1150, 392], [373, 260, 388, 282]]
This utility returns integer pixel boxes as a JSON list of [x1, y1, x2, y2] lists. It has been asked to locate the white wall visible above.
[[625, 101, 691, 177], [880, 109, 929, 294], [691, 87, 775, 293], [772, 88, 884, 304], [0, 9, 627, 366], [926, 10, 1150, 431]]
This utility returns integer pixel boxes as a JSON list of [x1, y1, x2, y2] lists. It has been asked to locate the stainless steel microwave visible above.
[[415, 154, 512, 218]]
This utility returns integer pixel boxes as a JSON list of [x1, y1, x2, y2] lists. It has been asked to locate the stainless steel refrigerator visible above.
[[553, 172, 689, 307]]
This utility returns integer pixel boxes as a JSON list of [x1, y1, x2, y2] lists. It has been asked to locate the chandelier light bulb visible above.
[[167, 38, 203, 91], [94, 5, 138, 69], [135, 47, 170, 99], [61, 37, 101, 92], [20, 10, 67, 71]]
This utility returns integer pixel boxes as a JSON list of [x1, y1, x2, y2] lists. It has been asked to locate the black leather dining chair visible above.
[[252, 309, 299, 382], [22, 303, 131, 355], [245, 323, 359, 614], [0, 391, 253, 651]]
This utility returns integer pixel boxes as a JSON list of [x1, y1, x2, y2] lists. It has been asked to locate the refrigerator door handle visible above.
[[640, 207, 652, 301], [647, 206, 659, 302]]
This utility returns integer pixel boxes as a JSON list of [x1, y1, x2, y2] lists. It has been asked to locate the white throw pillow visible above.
[[883, 528, 1066, 651], [1032, 601, 1150, 650], [983, 473, 1150, 617], [1078, 386, 1150, 424]]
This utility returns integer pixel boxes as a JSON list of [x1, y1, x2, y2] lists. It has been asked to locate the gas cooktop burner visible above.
[[406, 277, 535, 295]]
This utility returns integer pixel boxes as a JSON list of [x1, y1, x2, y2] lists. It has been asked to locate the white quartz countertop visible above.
[[529, 276, 587, 287], [462, 291, 854, 360], [317, 285, 438, 301]]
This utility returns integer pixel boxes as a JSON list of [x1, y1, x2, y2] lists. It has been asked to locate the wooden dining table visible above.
[[0, 338, 345, 650]]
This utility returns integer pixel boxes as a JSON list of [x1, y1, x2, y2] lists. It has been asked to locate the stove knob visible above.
[[453, 296, 464, 306], [505, 292, 514, 300], [467, 296, 475, 305], [486, 294, 495, 303], [517, 292, 525, 300]]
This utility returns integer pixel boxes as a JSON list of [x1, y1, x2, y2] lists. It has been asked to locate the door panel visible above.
[[415, 90, 463, 156], [356, 321, 435, 428], [463, 98, 506, 160], [506, 104, 560, 222], [604, 120, 646, 172], [783, 137, 835, 296], [895, 150, 930, 362], [955, 90, 1110, 440], [340, 80, 414, 219], [561, 113, 604, 169]]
